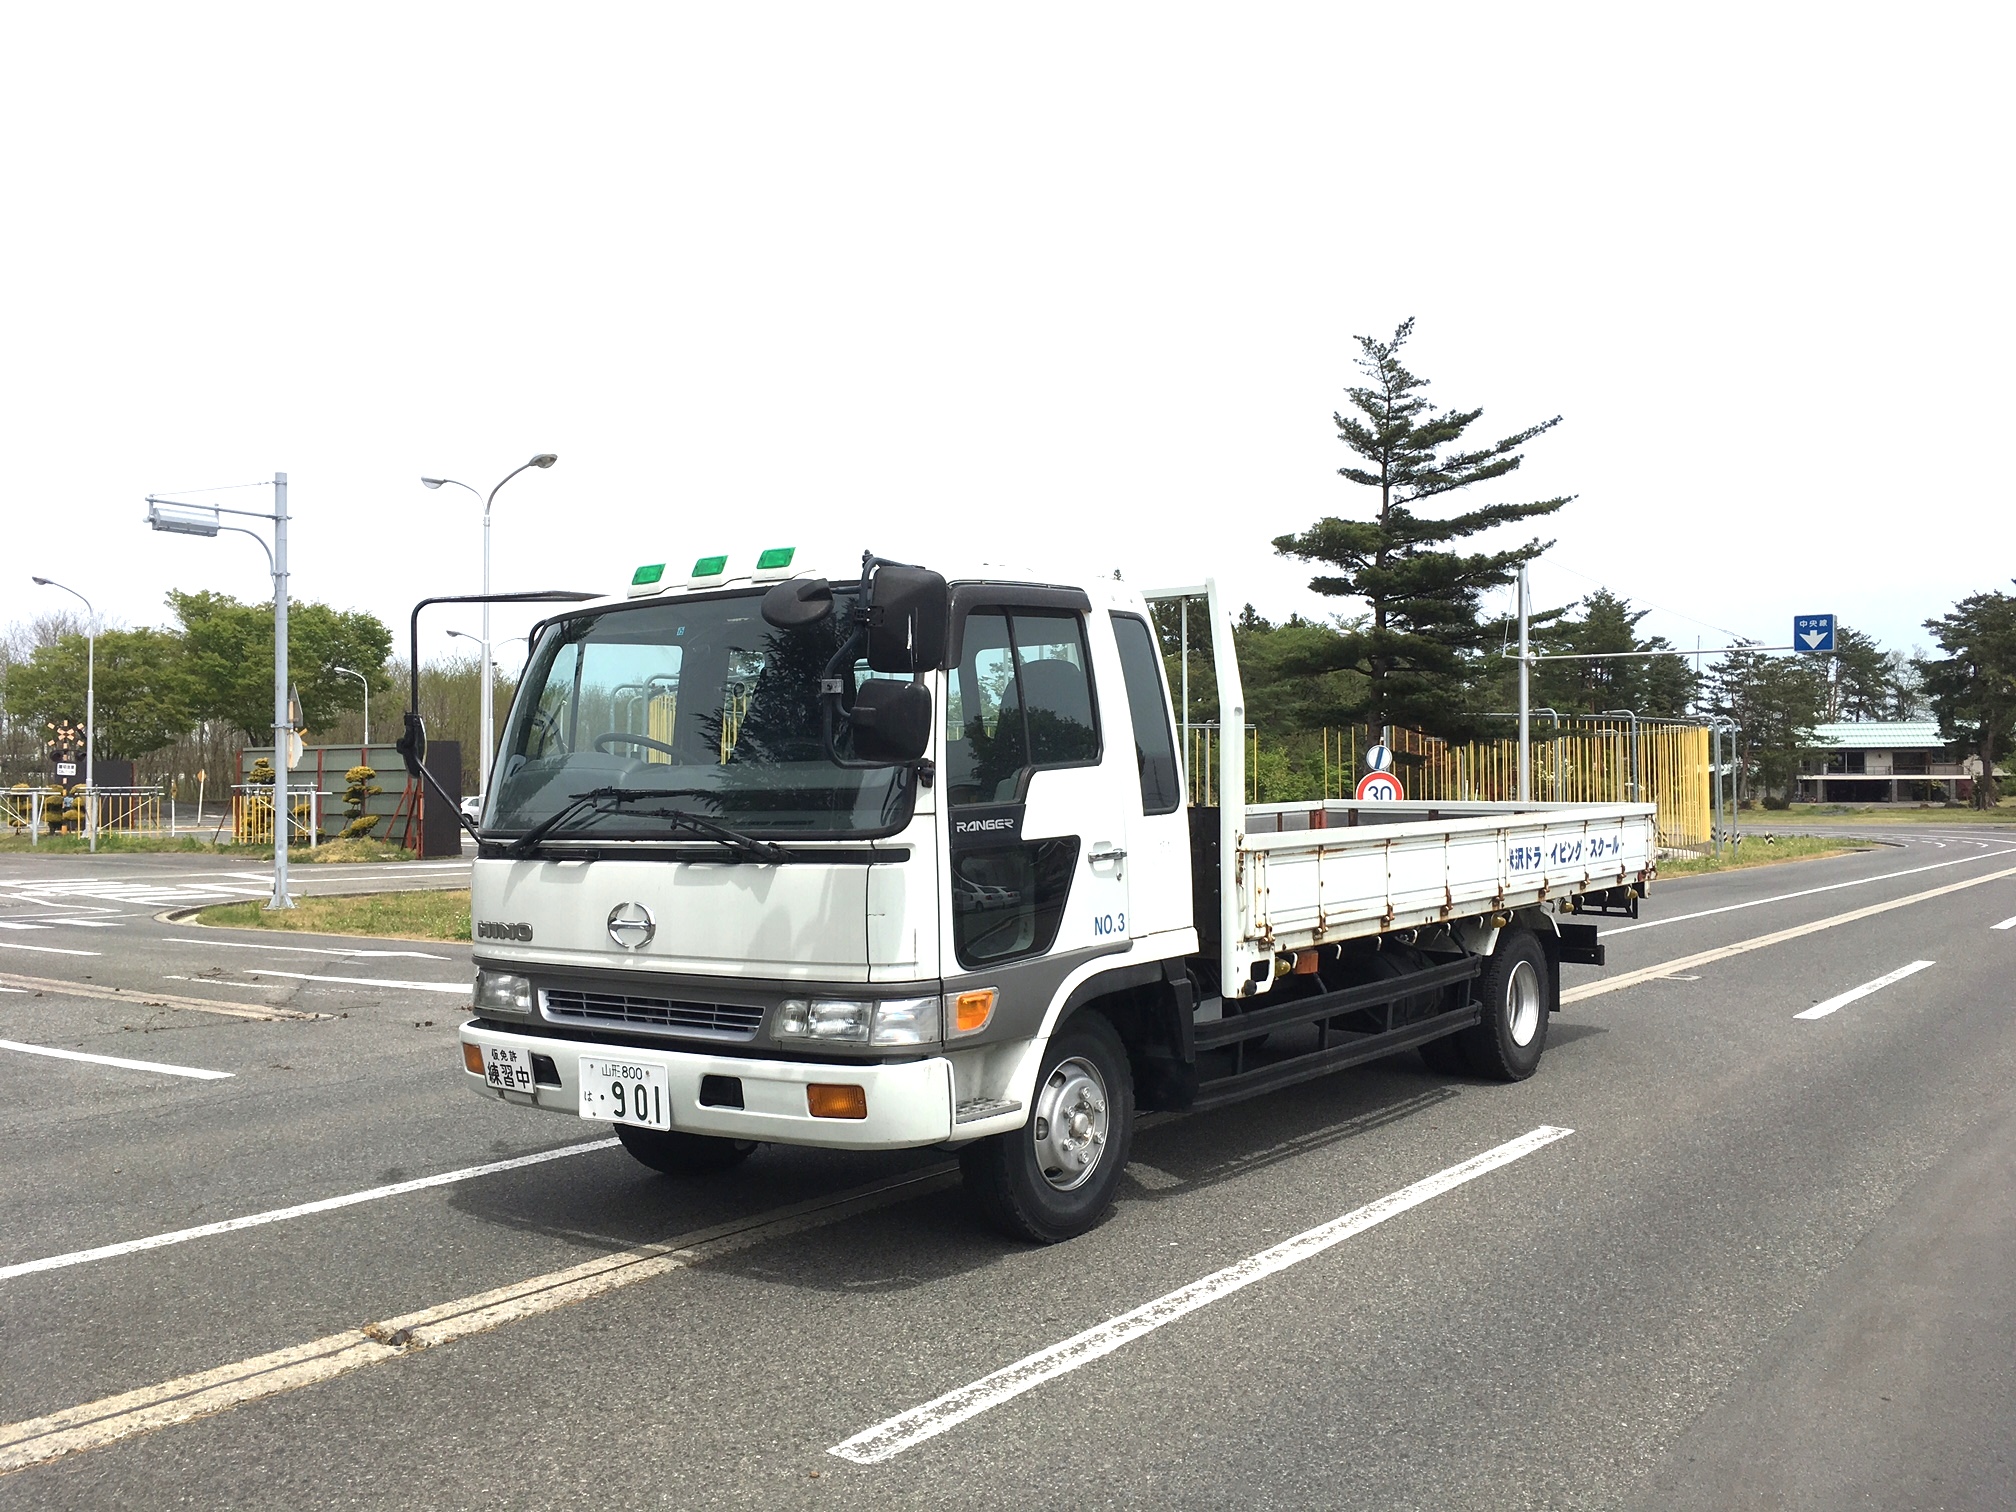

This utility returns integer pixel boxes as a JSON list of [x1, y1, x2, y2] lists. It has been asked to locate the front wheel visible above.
[[1457, 929, 1551, 1081], [614, 1123, 758, 1175], [961, 1012, 1135, 1244]]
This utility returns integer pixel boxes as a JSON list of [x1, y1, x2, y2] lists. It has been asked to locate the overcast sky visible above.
[[5, 4, 2008, 676]]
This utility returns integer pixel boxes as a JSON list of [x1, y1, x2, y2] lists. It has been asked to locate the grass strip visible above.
[[194, 890, 471, 942], [1658, 835, 1874, 877]]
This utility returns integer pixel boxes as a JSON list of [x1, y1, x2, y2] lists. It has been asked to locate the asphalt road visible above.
[[2, 829, 2013, 1509]]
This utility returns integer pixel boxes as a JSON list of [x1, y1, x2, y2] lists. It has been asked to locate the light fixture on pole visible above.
[[421, 454, 558, 807], [146, 476, 294, 910], [31, 577, 96, 852], [332, 665, 370, 746]]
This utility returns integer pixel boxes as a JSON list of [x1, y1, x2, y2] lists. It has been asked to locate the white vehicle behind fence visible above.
[[395, 550, 1654, 1242]]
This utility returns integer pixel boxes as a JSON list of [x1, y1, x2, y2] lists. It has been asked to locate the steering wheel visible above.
[[594, 732, 679, 759]]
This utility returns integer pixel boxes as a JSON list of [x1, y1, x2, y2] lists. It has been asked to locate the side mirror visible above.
[[394, 711, 428, 779], [849, 679, 933, 763], [761, 577, 834, 629], [866, 566, 949, 672]]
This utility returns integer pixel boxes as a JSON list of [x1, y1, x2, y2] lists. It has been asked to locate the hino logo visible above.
[[607, 902, 656, 950], [476, 920, 534, 942]]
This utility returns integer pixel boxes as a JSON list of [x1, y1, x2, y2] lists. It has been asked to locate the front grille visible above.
[[542, 988, 764, 1041]]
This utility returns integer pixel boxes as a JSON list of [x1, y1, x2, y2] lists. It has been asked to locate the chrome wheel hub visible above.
[[1506, 959, 1542, 1047], [1032, 1056, 1110, 1191]]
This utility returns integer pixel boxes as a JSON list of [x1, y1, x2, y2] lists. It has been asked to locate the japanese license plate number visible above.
[[578, 1057, 671, 1130], [482, 1044, 535, 1094]]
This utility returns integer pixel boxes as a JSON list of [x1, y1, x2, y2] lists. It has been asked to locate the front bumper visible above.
[[458, 1020, 956, 1150]]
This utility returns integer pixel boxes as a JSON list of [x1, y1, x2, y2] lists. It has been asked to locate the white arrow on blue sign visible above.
[[1794, 614, 1836, 653]]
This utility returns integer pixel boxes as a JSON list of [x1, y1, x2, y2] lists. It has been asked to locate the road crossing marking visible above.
[[829, 1125, 1575, 1464], [1794, 960, 1935, 1020], [0, 1039, 233, 1080], [1607, 847, 2016, 935], [0, 1164, 957, 1475], [0, 1138, 622, 1282], [1564, 863, 2016, 1006]]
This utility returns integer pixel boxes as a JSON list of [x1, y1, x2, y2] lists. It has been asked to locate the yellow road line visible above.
[[0, 1166, 955, 1475], [0, 971, 324, 1021], [1564, 863, 2016, 1005]]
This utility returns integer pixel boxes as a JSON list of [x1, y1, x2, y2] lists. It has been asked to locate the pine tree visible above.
[[1919, 588, 2016, 808], [1274, 318, 1571, 735]]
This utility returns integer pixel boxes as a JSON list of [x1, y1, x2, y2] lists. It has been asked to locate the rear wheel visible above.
[[961, 1012, 1135, 1244], [1458, 929, 1551, 1081], [614, 1123, 758, 1175]]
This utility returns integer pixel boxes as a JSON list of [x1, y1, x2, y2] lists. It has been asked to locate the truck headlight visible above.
[[775, 996, 942, 1046], [474, 970, 533, 1013]]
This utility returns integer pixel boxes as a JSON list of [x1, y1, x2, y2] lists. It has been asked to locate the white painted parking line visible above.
[[1608, 847, 2016, 935], [163, 937, 448, 961], [1794, 960, 1935, 1020], [0, 940, 98, 957], [1993, 915, 2016, 931], [237, 970, 469, 994], [0, 1138, 620, 1282], [830, 1125, 1576, 1465], [0, 1039, 233, 1081]]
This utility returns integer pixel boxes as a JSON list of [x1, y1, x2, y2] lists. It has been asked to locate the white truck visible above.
[[400, 550, 1654, 1242]]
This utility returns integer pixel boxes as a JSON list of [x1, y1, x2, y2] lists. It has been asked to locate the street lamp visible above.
[[146, 475, 294, 910], [332, 665, 370, 746], [421, 454, 557, 805], [31, 577, 95, 852]]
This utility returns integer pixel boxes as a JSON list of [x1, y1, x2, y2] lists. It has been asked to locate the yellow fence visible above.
[[1186, 720, 1713, 849], [233, 789, 319, 845]]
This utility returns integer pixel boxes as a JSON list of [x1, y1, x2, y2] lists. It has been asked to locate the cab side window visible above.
[[1109, 613, 1181, 814]]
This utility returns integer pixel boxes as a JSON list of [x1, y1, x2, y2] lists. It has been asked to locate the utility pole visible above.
[[1517, 565, 1531, 802], [272, 472, 291, 909]]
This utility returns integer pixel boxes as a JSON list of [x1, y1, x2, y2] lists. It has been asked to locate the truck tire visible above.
[[1458, 929, 1550, 1081], [614, 1124, 758, 1175], [961, 1011, 1135, 1244]]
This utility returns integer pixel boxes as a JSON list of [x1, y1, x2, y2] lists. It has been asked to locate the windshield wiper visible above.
[[506, 787, 786, 862]]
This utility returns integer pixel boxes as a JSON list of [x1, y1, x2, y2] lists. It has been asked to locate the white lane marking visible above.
[[1993, 915, 2016, 931], [1794, 960, 1935, 1020], [830, 1125, 1576, 1465], [161, 937, 448, 961], [0, 1165, 956, 1474], [0, 1138, 620, 1282], [0, 941, 98, 957], [45, 920, 122, 928], [1566, 865, 2016, 1005], [1612, 847, 2016, 934], [237, 970, 469, 995], [0, 1039, 233, 1081], [0, 922, 52, 931]]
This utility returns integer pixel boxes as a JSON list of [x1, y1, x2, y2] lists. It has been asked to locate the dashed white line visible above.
[[0, 1039, 233, 1081], [1993, 915, 2016, 931], [1794, 960, 1935, 1021], [0, 1138, 619, 1282], [0, 941, 98, 957], [829, 1124, 1576, 1465], [236, 970, 469, 995]]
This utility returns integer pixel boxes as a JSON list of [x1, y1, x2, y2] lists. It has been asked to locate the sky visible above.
[[4, 3, 2009, 678]]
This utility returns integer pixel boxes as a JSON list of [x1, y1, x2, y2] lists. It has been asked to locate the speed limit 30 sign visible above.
[[1356, 770, 1405, 801]]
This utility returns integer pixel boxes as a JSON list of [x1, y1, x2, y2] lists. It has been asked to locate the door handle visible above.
[[1089, 846, 1128, 864]]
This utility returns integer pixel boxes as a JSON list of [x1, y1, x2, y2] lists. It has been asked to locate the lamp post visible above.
[[332, 665, 369, 746], [31, 577, 95, 852], [146, 474, 294, 910], [421, 455, 557, 805]]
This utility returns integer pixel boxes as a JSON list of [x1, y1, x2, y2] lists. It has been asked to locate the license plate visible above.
[[578, 1057, 671, 1130], [482, 1044, 535, 1093]]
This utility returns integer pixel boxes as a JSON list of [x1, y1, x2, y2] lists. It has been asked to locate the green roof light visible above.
[[691, 554, 728, 578], [631, 563, 666, 586], [755, 546, 796, 571]]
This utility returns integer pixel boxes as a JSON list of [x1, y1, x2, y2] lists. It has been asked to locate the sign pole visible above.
[[269, 471, 292, 910]]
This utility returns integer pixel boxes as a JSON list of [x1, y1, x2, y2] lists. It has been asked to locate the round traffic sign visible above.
[[1356, 770, 1405, 801], [1364, 743, 1394, 772]]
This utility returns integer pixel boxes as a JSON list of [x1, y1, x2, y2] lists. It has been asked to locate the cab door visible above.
[[941, 593, 1131, 981], [1103, 609, 1191, 943]]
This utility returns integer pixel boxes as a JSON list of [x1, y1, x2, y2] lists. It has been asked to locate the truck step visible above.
[[955, 1097, 1024, 1123]]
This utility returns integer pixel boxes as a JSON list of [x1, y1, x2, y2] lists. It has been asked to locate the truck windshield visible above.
[[487, 589, 918, 841]]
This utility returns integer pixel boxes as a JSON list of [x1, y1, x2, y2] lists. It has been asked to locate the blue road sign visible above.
[[1795, 614, 1836, 653]]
